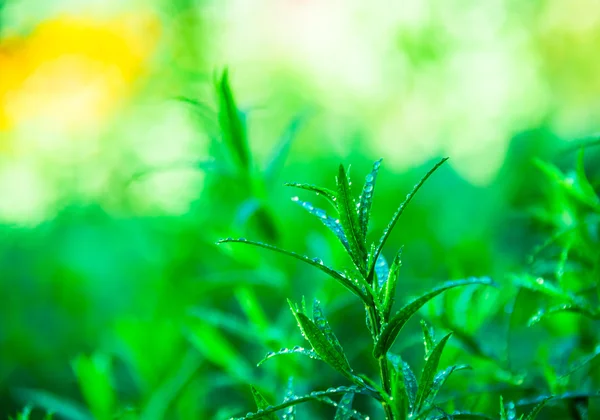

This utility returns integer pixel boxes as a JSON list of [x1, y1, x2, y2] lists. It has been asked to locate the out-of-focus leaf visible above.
[[71, 353, 115, 420], [374, 277, 494, 358]]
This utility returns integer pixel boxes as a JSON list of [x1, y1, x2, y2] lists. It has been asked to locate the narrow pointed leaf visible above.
[[528, 303, 600, 326], [358, 159, 383, 237], [257, 346, 321, 366], [388, 353, 418, 410], [381, 247, 403, 320], [523, 396, 553, 420], [375, 253, 390, 290], [312, 300, 347, 361], [369, 157, 448, 281], [288, 300, 353, 378], [415, 332, 453, 412], [231, 386, 365, 420], [218, 239, 367, 302], [425, 364, 470, 406], [559, 345, 600, 379], [285, 182, 338, 208], [282, 378, 296, 420], [250, 386, 278, 420], [291, 198, 349, 250], [334, 393, 355, 420], [421, 320, 436, 358], [336, 164, 368, 273], [215, 69, 251, 173], [264, 113, 308, 185], [374, 277, 494, 358], [500, 396, 508, 420], [434, 413, 496, 420]]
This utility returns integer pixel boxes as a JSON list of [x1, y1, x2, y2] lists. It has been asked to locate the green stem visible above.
[[368, 304, 395, 419]]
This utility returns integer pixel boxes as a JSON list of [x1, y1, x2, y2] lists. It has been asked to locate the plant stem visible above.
[[368, 304, 395, 419]]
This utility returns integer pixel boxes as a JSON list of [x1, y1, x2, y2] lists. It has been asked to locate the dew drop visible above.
[[365, 184, 374, 193], [302, 202, 314, 211], [315, 208, 327, 219], [536, 277, 544, 285], [291, 196, 299, 202], [365, 173, 374, 183]]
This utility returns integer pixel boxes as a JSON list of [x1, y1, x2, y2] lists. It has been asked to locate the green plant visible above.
[[219, 158, 499, 419]]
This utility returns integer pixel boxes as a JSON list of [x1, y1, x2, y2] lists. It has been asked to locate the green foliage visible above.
[[222, 159, 500, 419]]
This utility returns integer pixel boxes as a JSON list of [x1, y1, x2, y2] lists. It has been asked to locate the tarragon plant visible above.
[[219, 157, 502, 419]]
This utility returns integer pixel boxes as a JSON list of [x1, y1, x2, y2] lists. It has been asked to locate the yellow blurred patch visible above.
[[0, 12, 161, 136]]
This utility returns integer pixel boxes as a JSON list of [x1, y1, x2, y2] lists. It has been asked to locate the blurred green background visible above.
[[0, 0, 599, 418]]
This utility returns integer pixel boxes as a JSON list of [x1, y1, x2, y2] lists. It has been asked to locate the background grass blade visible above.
[[374, 277, 494, 358]]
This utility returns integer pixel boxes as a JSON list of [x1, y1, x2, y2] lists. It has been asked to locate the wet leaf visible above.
[[388, 353, 418, 412], [336, 164, 368, 273], [358, 159, 383, 238], [284, 182, 338, 208], [312, 299, 347, 361], [217, 238, 367, 302], [425, 364, 470, 406], [231, 386, 365, 420], [334, 393, 355, 420], [523, 396, 553, 420], [559, 345, 600, 379], [415, 332, 452, 413], [290, 197, 349, 250], [250, 386, 278, 420], [420, 320, 436, 358], [257, 346, 321, 366], [288, 299, 353, 378], [374, 277, 494, 358], [282, 378, 296, 420], [368, 157, 448, 282], [381, 247, 403, 320], [375, 253, 390, 290]]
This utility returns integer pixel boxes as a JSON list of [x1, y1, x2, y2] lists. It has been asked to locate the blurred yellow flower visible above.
[[0, 12, 160, 137]]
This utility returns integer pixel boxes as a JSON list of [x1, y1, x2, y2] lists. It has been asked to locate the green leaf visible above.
[[534, 158, 600, 212], [375, 253, 390, 290], [528, 303, 600, 326], [374, 277, 494, 358], [250, 386, 278, 420], [433, 413, 496, 420], [334, 393, 355, 420], [336, 164, 368, 274], [368, 157, 448, 282], [357, 159, 383, 238], [290, 197, 349, 250], [231, 386, 365, 420], [284, 182, 338, 208], [381, 247, 403, 320], [71, 353, 115, 420], [559, 345, 600, 379], [523, 396, 553, 420], [13, 389, 93, 420], [216, 68, 251, 174], [420, 320, 436, 358], [257, 346, 321, 366], [424, 364, 470, 407], [312, 299, 348, 361], [264, 113, 309, 185], [218, 238, 367, 302], [414, 332, 452, 412], [282, 378, 296, 420], [288, 299, 353, 378], [388, 353, 418, 412]]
